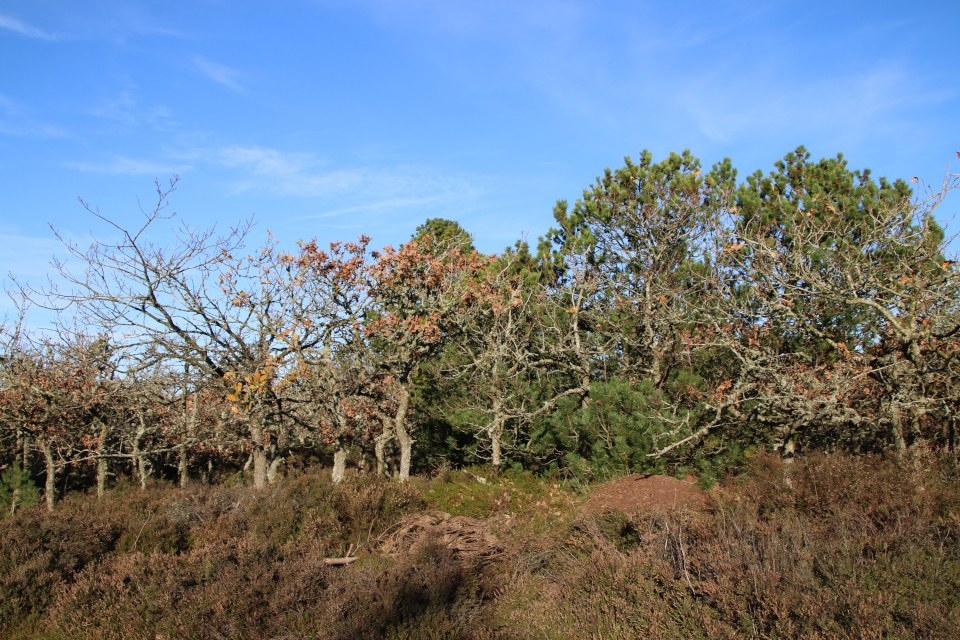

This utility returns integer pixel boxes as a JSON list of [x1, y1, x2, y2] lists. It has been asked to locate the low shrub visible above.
[[488, 452, 960, 639], [0, 452, 957, 639]]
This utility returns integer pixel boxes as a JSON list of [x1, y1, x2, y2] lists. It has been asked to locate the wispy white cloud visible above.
[[207, 145, 483, 211], [214, 146, 363, 196], [324, 0, 583, 39], [0, 14, 56, 40], [192, 56, 243, 91], [0, 5, 192, 44], [166, 143, 486, 229], [0, 92, 69, 138], [0, 230, 62, 324], [70, 144, 484, 219], [294, 195, 458, 220], [674, 62, 957, 146], [0, 226, 100, 332], [68, 156, 190, 176], [0, 120, 68, 138], [0, 232, 61, 280], [87, 90, 175, 128]]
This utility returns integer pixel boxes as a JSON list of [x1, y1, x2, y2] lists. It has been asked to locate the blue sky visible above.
[[1, 0, 958, 321]]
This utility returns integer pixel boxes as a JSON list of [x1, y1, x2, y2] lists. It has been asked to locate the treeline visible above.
[[2, 146, 958, 511]]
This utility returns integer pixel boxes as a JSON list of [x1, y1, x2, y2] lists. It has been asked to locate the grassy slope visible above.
[[0, 452, 958, 639]]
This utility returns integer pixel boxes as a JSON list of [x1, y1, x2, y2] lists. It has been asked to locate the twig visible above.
[[352, 516, 379, 556], [677, 502, 696, 595], [324, 514, 409, 566], [130, 513, 153, 552]]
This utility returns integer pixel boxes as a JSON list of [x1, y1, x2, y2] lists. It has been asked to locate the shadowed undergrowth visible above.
[[1, 452, 958, 639]]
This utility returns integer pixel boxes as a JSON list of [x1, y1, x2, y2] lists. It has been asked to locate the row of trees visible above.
[[2, 146, 958, 510], [543, 148, 958, 463]]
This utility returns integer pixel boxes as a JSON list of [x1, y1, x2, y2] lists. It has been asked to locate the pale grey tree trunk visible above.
[[783, 438, 796, 460], [179, 367, 198, 489], [178, 445, 189, 489], [22, 433, 30, 476], [250, 417, 270, 490], [394, 386, 413, 481], [8, 463, 23, 516], [252, 446, 268, 490], [13, 431, 30, 514], [890, 400, 906, 453], [319, 343, 353, 485], [96, 419, 110, 499], [267, 455, 285, 485], [331, 447, 347, 484], [375, 427, 392, 477], [491, 431, 502, 470], [490, 406, 505, 471], [137, 456, 150, 490], [133, 414, 149, 490], [97, 459, 108, 498], [42, 440, 55, 512]]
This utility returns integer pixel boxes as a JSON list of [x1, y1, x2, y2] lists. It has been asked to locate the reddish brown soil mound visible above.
[[583, 473, 706, 514]]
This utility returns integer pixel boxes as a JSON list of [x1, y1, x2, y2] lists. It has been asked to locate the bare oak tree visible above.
[[29, 178, 334, 488]]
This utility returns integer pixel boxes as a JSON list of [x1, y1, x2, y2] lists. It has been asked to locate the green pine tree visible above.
[[0, 463, 40, 517]]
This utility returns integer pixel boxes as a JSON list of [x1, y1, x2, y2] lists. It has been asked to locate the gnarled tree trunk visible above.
[[97, 459, 108, 498], [249, 417, 271, 490], [179, 374, 197, 489], [133, 413, 150, 490], [332, 446, 347, 484], [267, 455, 285, 484], [489, 406, 505, 471], [375, 424, 393, 477], [394, 386, 413, 481], [96, 419, 110, 499], [42, 439, 55, 513]]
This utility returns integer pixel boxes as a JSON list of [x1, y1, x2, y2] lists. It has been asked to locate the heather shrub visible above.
[[488, 451, 960, 639], [0, 492, 131, 633], [48, 530, 485, 639], [49, 537, 339, 639], [333, 473, 427, 539], [2, 453, 958, 639], [26, 469, 437, 639], [679, 453, 960, 637], [0, 466, 435, 638], [315, 540, 485, 640], [423, 466, 577, 530]]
